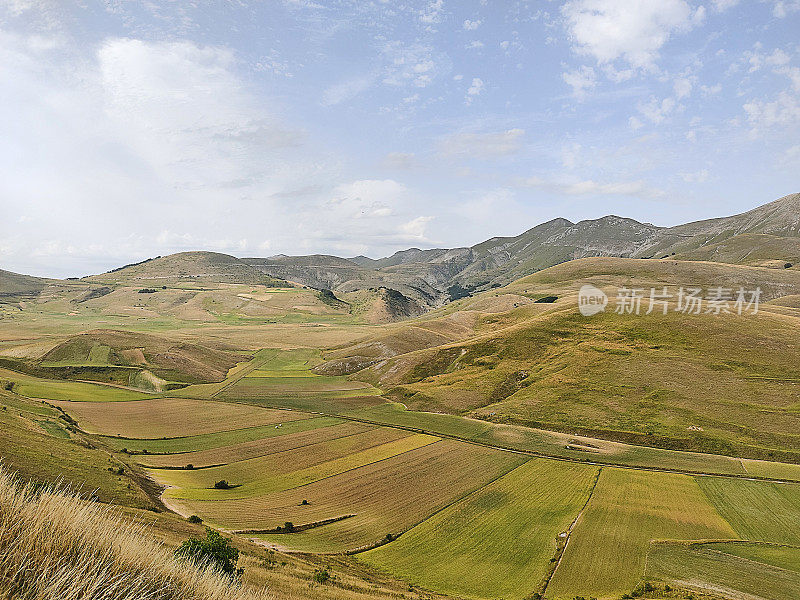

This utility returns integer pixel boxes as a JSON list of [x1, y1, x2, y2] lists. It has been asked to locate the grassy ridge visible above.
[[0, 468, 270, 600], [0, 389, 152, 508]]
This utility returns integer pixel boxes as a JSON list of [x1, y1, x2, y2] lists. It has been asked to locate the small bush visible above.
[[174, 528, 241, 576], [283, 521, 294, 533], [785, 262, 793, 269], [312, 568, 330, 584], [185, 464, 194, 470], [188, 515, 203, 524], [214, 480, 231, 490]]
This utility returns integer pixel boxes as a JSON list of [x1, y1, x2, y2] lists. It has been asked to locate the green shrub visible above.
[[312, 568, 330, 584], [214, 480, 231, 489], [174, 528, 241, 576], [187, 515, 203, 524]]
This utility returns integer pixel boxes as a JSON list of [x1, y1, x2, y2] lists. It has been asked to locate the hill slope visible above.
[[319, 257, 800, 460], [88, 252, 286, 286]]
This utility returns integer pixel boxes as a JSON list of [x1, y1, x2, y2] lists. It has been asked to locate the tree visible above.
[[174, 528, 241, 576]]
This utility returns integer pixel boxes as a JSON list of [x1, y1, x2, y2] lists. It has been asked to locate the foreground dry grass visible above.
[[0, 467, 270, 600]]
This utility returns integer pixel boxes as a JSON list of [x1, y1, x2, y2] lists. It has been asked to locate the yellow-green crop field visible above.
[[361, 459, 599, 600], [156, 433, 440, 500], [49, 397, 309, 438], [175, 439, 526, 552], [547, 468, 737, 599]]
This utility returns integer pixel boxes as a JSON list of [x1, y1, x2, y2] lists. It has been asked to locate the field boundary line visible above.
[[346, 453, 532, 556], [539, 466, 602, 598], [210, 350, 278, 398]]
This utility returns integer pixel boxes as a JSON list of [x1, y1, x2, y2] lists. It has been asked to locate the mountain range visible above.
[[3, 192, 799, 313]]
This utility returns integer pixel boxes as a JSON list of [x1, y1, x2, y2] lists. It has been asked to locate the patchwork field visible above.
[[696, 476, 800, 545], [156, 433, 440, 501], [101, 416, 346, 454], [361, 459, 599, 600], [646, 541, 800, 600], [170, 440, 526, 552], [547, 468, 737, 599], [140, 421, 373, 468], [49, 397, 309, 438], [7, 253, 800, 600]]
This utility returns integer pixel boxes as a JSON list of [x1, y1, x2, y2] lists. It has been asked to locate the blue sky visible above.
[[1, 1, 799, 277]]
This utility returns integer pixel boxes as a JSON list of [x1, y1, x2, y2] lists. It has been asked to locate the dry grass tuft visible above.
[[0, 467, 271, 600]]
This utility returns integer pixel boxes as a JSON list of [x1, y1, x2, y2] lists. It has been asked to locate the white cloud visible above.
[[637, 96, 678, 124], [438, 129, 525, 158], [778, 66, 800, 92], [680, 169, 710, 182], [418, 0, 444, 26], [673, 75, 693, 99], [517, 176, 662, 198], [463, 19, 482, 30], [562, 0, 703, 69], [711, 0, 740, 11], [466, 40, 485, 49], [321, 75, 372, 106], [398, 216, 434, 242], [465, 77, 484, 103], [772, 0, 800, 18], [562, 65, 597, 99], [381, 41, 440, 88], [629, 116, 644, 130], [743, 90, 800, 133]]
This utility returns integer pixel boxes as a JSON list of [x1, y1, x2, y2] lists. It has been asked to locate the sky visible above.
[[1, 1, 799, 278]]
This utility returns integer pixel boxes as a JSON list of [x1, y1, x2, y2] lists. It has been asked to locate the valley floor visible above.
[[4, 258, 800, 600]]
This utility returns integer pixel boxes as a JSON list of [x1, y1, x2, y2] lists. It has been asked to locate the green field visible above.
[[696, 476, 800, 545], [646, 541, 800, 600], [14, 379, 152, 402], [361, 459, 598, 600], [102, 416, 345, 454], [139, 421, 373, 468], [547, 468, 736, 599]]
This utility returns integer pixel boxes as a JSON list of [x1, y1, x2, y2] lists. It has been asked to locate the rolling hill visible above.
[[318, 257, 800, 460]]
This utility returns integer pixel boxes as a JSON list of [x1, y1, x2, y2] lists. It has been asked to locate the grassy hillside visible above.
[[0, 386, 154, 508], [673, 233, 800, 267], [321, 258, 800, 460], [87, 251, 286, 286]]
